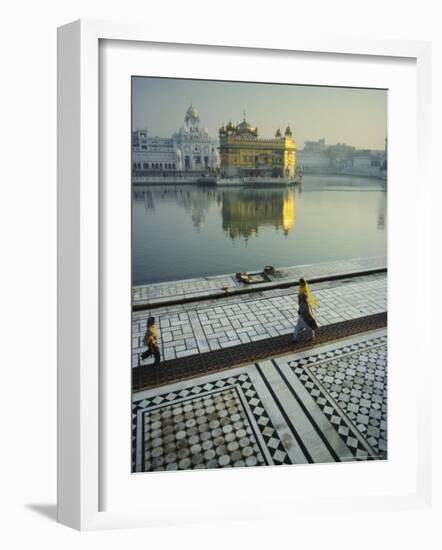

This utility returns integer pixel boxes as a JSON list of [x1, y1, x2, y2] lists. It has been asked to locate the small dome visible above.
[[185, 104, 200, 123], [187, 105, 198, 117], [275, 128, 281, 137], [236, 115, 257, 135], [285, 125, 292, 136]]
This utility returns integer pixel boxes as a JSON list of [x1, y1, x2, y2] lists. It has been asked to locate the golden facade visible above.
[[219, 115, 297, 178]]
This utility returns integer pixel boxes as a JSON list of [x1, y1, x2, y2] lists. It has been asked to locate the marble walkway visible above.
[[132, 272, 387, 368], [132, 256, 386, 308], [132, 329, 388, 472]]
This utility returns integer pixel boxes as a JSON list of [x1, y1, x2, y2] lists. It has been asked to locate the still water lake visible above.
[[132, 175, 387, 285]]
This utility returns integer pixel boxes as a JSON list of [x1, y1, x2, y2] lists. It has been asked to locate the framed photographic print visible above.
[[130, 76, 389, 473], [57, 20, 433, 530]]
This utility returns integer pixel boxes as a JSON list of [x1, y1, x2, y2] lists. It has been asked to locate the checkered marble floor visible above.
[[132, 329, 387, 472], [132, 272, 386, 367], [285, 335, 387, 459]]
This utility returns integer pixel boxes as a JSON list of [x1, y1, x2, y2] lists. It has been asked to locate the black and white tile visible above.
[[286, 333, 387, 459], [132, 329, 388, 472], [132, 372, 290, 472]]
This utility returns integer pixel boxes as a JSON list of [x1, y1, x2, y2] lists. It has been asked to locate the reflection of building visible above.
[[132, 186, 217, 229], [133, 185, 297, 238], [132, 105, 219, 176], [377, 190, 387, 229], [282, 191, 295, 233], [221, 189, 296, 239], [173, 105, 220, 173], [219, 114, 297, 178]]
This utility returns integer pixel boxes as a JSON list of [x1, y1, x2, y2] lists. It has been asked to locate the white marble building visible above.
[[132, 131, 182, 175], [173, 105, 219, 173], [132, 105, 219, 176]]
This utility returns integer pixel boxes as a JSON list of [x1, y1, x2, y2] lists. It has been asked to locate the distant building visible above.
[[132, 130, 182, 175], [131, 104, 219, 176], [173, 104, 219, 173], [303, 138, 327, 152], [342, 149, 385, 177], [132, 129, 149, 151], [297, 138, 331, 173], [297, 138, 387, 179], [219, 115, 297, 178]]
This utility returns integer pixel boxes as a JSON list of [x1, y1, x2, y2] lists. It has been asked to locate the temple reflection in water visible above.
[[133, 186, 218, 229], [132, 177, 387, 285], [133, 186, 296, 239], [221, 189, 295, 240]]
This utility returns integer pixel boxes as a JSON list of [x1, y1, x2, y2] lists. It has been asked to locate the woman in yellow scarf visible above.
[[293, 277, 318, 343]]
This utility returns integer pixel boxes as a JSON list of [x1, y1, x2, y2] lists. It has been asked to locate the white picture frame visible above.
[[57, 19, 433, 531]]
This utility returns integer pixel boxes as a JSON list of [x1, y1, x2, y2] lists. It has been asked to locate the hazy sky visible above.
[[132, 77, 387, 150]]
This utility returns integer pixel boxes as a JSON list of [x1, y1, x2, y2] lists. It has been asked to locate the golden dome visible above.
[[236, 113, 257, 135]]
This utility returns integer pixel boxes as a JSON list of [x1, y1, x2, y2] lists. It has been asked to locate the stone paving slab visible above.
[[133, 312, 387, 391], [132, 256, 386, 308], [132, 329, 387, 472], [132, 273, 387, 368]]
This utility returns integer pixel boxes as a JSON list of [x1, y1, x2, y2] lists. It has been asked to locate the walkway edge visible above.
[[133, 267, 387, 311]]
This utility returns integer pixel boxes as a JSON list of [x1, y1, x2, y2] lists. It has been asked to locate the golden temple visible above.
[[219, 113, 297, 179]]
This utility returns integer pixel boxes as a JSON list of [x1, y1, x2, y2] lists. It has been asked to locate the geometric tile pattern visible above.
[[133, 274, 238, 303], [288, 335, 387, 460], [132, 274, 387, 366], [132, 373, 291, 472], [141, 389, 265, 472]]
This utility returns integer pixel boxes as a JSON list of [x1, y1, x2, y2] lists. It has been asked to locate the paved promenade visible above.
[[132, 329, 387, 472], [132, 272, 386, 367], [132, 256, 386, 308]]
